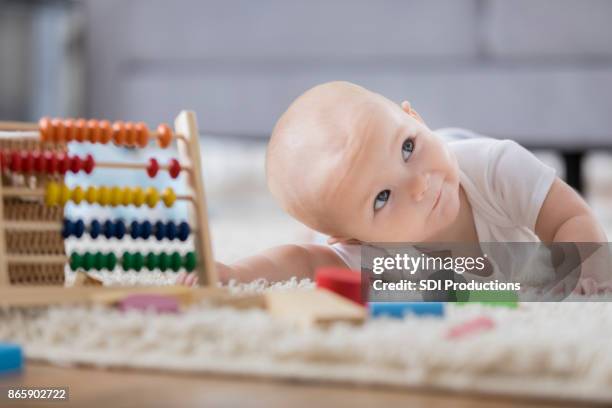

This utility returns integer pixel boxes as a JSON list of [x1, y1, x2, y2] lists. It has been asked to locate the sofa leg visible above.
[[562, 151, 584, 194]]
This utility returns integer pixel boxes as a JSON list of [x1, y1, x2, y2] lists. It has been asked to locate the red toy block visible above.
[[315, 267, 365, 305]]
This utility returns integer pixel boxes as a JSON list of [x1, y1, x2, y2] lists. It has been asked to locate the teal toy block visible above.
[[0, 343, 23, 374]]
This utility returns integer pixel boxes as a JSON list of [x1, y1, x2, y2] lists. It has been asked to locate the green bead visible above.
[[106, 253, 117, 270], [122, 252, 133, 270], [184, 252, 196, 272], [170, 251, 181, 272], [83, 252, 95, 271], [158, 252, 170, 271], [69, 253, 82, 271], [132, 252, 144, 271], [145, 252, 158, 270], [94, 252, 105, 270]]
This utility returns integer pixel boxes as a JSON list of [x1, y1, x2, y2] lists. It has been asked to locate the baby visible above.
[[179, 81, 610, 294]]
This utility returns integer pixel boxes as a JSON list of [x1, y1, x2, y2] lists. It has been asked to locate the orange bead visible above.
[[112, 121, 126, 145], [38, 117, 52, 142], [156, 124, 172, 148], [125, 122, 136, 146], [136, 122, 149, 147], [75, 118, 87, 142], [99, 120, 112, 144], [51, 118, 65, 144], [87, 119, 100, 143], [63, 119, 75, 142]]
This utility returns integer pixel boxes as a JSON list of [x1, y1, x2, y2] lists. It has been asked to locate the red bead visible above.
[[168, 159, 181, 179], [70, 155, 82, 173], [33, 151, 45, 172], [83, 154, 95, 174], [45, 151, 58, 174], [57, 153, 71, 174], [10, 151, 22, 172], [146, 158, 159, 178], [0, 150, 6, 171], [21, 151, 34, 173], [315, 267, 365, 305]]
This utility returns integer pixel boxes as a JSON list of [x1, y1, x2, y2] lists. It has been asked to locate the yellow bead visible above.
[[121, 187, 132, 206], [132, 187, 145, 207], [162, 187, 176, 208], [45, 182, 60, 206], [59, 184, 71, 205], [98, 186, 111, 206], [110, 186, 122, 207], [71, 186, 85, 205], [86, 186, 98, 204], [145, 187, 159, 208]]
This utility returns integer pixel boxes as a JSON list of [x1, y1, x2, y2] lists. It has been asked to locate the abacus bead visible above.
[[21, 151, 33, 173], [71, 186, 84, 204], [83, 154, 95, 174], [75, 118, 87, 142], [94, 251, 105, 270], [132, 187, 145, 207], [154, 221, 166, 241], [145, 253, 158, 270], [64, 119, 76, 142], [162, 188, 176, 207], [98, 186, 111, 206], [122, 252, 133, 270], [157, 123, 172, 148], [87, 119, 100, 143], [32, 151, 44, 172], [99, 120, 112, 144], [45, 151, 58, 174], [112, 121, 126, 145], [58, 153, 71, 174], [106, 252, 117, 270], [177, 222, 190, 241], [74, 219, 85, 238], [136, 122, 149, 148], [59, 184, 71, 205], [170, 252, 182, 272], [141, 220, 152, 239], [125, 122, 136, 146], [10, 151, 21, 172], [120, 186, 132, 206], [86, 186, 98, 204], [89, 219, 101, 238], [158, 252, 170, 271], [115, 219, 126, 239], [83, 252, 95, 270], [51, 118, 65, 143], [129, 220, 141, 239], [165, 221, 177, 240], [69, 253, 82, 270], [132, 252, 144, 271], [146, 158, 159, 178], [103, 220, 115, 239], [110, 186, 122, 207], [70, 155, 82, 173], [145, 187, 159, 208], [45, 182, 60, 206], [184, 252, 196, 272], [39, 117, 52, 142], [168, 159, 181, 178], [62, 219, 73, 239]]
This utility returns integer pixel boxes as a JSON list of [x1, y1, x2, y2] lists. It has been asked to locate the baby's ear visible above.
[[327, 236, 362, 245], [400, 100, 426, 124]]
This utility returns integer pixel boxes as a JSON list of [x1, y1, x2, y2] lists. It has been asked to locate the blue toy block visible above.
[[0, 343, 23, 374], [369, 302, 444, 318]]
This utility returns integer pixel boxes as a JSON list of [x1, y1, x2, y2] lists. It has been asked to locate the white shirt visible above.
[[329, 129, 557, 284]]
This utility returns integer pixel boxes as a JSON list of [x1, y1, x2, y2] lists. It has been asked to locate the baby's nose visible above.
[[410, 173, 430, 202]]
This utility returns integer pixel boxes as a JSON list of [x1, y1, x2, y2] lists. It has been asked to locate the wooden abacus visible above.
[[0, 111, 216, 287]]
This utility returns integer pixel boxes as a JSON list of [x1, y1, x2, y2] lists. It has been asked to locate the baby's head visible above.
[[266, 81, 460, 244]]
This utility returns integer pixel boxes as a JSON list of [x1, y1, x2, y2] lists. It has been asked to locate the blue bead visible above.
[[89, 219, 101, 239], [115, 219, 126, 239], [103, 220, 115, 239], [165, 221, 177, 240], [140, 220, 152, 239], [154, 221, 166, 241], [130, 220, 141, 239], [177, 221, 190, 241], [0, 342, 22, 374], [74, 219, 85, 238], [61, 218, 73, 239], [369, 302, 444, 318]]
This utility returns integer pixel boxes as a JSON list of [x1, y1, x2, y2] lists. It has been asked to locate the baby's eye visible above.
[[374, 189, 391, 211], [402, 138, 415, 161]]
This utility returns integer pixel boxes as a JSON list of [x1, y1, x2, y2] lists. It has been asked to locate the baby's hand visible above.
[[573, 277, 612, 296], [175, 262, 234, 287]]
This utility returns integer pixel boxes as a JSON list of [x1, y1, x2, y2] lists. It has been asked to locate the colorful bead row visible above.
[[0, 150, 94, 174], [69, 251, 196, 272], [45, 182, 177, 208], [39, 117, 174, 148], [62, 218, 191, 241], [147, 158, 182, 178]]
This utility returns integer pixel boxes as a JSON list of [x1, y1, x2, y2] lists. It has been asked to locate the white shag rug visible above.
[[2, 273, 612, 404]]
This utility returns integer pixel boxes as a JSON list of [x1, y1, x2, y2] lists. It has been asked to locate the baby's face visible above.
[[323, 97, 461, 243]]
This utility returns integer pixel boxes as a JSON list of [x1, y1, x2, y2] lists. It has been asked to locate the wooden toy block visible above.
[[118, 294, 180, 314], [315, 267, 365, 305], [369, 302, 445, 318], [0, 342, 23, 374], [73, 272, 104, 287], [264, 288, 367, 328]]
